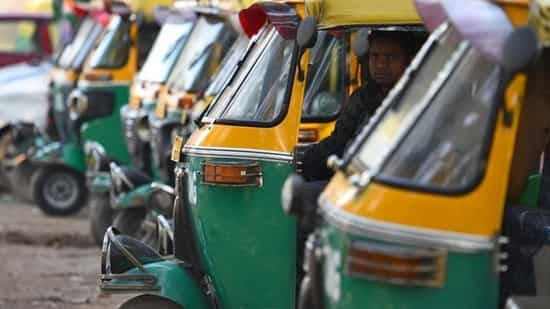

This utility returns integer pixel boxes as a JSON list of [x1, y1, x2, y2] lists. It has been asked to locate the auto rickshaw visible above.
[[87, 4, 197, 245], [30, 1, 164, 216], [282, 0, 550, 308], [0, 2, 111, 202], [97, 1, 427, 307]]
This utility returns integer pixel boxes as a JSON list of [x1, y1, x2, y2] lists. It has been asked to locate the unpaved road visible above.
[[0, 194, 129, 309]]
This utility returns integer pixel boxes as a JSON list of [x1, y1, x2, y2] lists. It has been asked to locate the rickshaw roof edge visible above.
[[305, 0, 421, 27]]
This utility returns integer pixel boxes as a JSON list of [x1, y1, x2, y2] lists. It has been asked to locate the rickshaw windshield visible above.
[[88, 16, 131, 69], [377, 44, 500, 191], [352, 24, 503, 192], [57, 18, 103, 70], [136, 21, 193, 82], [167, 16, 236, 93], [204, 36, 249, 98], [302, 30, 348, 121], [204, 27, 296, 124]]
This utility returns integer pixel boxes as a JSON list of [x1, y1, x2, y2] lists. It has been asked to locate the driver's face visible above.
[[368, 38, 409, 90]]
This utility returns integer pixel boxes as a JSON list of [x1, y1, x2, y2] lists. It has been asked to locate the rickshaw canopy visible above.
[[415, 0, 515, 62], [305, 0, 421, 28]]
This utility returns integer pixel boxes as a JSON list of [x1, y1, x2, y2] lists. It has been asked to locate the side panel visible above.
[[187, 155, 296, 308], [80, 84, 130, 164], [321, 224, 498, 309]]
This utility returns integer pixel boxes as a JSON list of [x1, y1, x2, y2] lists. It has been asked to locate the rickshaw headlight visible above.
[[136, 117, 150, 142]]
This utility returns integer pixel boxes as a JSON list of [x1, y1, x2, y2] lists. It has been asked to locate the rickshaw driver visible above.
[[302, 31, 417, 181]]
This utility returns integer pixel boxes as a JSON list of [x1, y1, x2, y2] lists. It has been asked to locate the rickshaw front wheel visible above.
[[33, 166, 87, 216], [119, 294, 184, 309]]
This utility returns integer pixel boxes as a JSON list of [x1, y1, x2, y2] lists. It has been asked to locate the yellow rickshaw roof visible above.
[[306, 0, 421, 27], [240, 0, 304, 6]]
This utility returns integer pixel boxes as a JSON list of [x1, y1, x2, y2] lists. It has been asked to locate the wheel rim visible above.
[[42, 171, 79, 209]]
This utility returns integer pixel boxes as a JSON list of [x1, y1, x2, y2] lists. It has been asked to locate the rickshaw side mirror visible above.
[[501, 26, 538, 74], [296, 17, 318, 81], [297, 17, 318, 49], [353, 29, 370, 59]]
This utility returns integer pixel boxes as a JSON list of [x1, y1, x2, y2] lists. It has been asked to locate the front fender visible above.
[[99, 228, 208, 309], [111, 182, 154, 210]]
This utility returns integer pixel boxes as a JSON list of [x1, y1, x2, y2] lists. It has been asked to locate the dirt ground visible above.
[[0, 194, 129, 309]]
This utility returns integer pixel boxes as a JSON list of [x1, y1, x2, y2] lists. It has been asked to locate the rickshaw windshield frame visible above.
[[136, 21, 194, 83], [204, 36, 250, 98], [87, 16, 131, 69], [57, 17, 103, 70], [201, 26, 299, 128], [344, 23, 504, 196]]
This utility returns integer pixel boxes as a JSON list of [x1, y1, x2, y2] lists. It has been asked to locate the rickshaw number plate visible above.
[[155, 101, 167, 119], [171, 136, 184, 162]]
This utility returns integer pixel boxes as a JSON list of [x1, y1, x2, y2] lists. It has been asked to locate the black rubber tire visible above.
[[113, 208, 146, 238], [89, 192, 113, 246], [33, 166, 87, 216], [119, 294, 184, 309]]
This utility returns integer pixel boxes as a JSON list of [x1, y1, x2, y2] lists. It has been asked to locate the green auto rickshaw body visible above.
[[297, 0, 550, 308], [29, 7, 161, 215], [100, 2, 306, 307], [49, 15, 107, 142]]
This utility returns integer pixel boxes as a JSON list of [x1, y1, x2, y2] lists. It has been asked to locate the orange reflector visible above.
[[346, 240, 446, 288], [202, 162, 262, 186], [82, 71, 112, 82], [298, 128, 319, 144]]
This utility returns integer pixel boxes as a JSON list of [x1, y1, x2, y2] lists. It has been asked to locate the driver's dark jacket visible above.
[[302, 81, 385, 181]]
